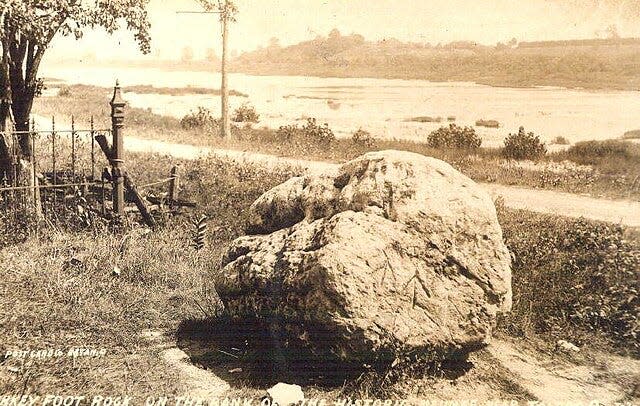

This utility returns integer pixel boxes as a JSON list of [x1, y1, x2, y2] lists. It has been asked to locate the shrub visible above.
[[276, 118, 335, 145], [503, 126, 546, 160], [551, 136, 570, 145], [302, 118, 335, 144], [232, 103, 260, 123], [275, 124, 299, 141], [567, 140, 634, 164], [351, 128, 376, 147], [180, 107, 219, 131], [58, 86, 72, 97], [426, 124, 481, 149], [622, 130, 640, 140], [498, 206, 640, 356]]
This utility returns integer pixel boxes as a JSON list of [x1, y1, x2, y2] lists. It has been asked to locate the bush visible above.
[[503, 126, 546, 160], [232, 103, 260, 123], [302, 118, 335, 144], [426, 124, 481, 149], [180, 107, 219, 131], [551, 136, 570, 145], [622, 130, 640, 140], [351, 128, 376, 147], [276, 118, 335, 145], [58, 86, 72, 97], [567, 140, 634, 164], [498, 206, 640, 356]]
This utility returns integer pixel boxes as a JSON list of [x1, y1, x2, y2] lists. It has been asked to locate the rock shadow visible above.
[[175, 317, 474, 391]]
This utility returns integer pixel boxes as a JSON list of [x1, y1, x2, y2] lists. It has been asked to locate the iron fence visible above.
[[0, 82, 188, 246]]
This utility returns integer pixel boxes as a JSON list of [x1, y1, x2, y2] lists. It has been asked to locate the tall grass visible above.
[[0, 154, 297, 394], [497, 203, 640, 357]]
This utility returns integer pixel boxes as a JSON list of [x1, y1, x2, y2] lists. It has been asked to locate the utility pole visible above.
[[220, 7, 230, 139], [177, 0, 234, 139]]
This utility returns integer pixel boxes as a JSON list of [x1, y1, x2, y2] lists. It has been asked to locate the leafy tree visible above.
[[0, 0, 151, 166]]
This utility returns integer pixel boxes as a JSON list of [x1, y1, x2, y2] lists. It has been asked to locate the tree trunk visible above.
[[0, 99, 13, 180], [12, 93, 33, 159]]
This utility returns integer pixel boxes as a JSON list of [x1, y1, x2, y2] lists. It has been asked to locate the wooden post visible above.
[[124, 173, 156, 229], [168, 165, 179, 206], [110, 81, 126, 218], [220, 6, 231, 139]]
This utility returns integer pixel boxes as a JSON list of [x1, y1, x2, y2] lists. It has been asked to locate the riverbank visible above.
[[33, 83, 640, 201]]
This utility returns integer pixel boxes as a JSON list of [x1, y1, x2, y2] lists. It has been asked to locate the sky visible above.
[[46, 0, 640, 62]]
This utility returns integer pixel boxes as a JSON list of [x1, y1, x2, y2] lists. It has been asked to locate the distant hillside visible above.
[[230, 32, 640, 90]]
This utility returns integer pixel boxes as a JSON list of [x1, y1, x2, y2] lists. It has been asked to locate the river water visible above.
[[41, 65, 640, 147]]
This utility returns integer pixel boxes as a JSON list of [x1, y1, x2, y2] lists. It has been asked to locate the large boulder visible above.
[[217, 150, 511, 362]]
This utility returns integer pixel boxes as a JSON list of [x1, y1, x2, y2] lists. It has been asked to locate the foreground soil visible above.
[[141, 329, 640, 403]]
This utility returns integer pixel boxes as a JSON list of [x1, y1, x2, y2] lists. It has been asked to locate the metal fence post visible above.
[[110, 80, 126, 217]]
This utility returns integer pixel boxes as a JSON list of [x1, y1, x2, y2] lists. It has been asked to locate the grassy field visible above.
[[1, 151, 638, 396], [33, 83, 640, 201]]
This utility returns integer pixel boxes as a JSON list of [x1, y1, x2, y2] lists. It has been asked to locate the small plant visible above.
[[192, 214, 208, 250], [58, 86, 72, 97], [427, 124, 481, 149], [503, 126, 546, 160], [351, 128, 376, 147], [551, 136, 570, 145], [232, 103, 260, 123], [180, 107, 219, 131]]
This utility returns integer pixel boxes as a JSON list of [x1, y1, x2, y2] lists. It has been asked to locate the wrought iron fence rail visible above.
[[0, 181, 97, 192], [4, 129, 111, 135]]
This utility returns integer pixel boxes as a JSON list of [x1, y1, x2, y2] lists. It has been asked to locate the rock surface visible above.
[[266, 383, 305, 406], [217, 150, 512, 361]]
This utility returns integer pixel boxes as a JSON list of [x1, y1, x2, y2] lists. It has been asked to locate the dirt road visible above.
[[123, 136, 640, 227]]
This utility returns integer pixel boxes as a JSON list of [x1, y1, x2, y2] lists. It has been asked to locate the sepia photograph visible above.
[[0, 0, 639, 404]]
